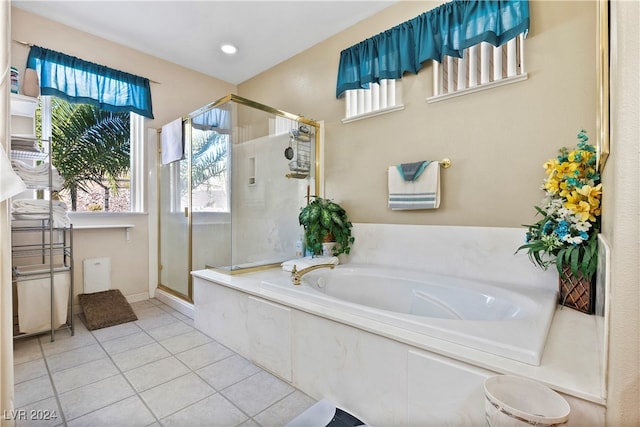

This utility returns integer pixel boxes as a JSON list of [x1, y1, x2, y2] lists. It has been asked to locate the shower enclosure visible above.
[[157, 94, 321, 302]]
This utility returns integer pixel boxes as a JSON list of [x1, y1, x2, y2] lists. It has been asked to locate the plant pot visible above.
[[322, 232, 335, 243], [322, 242, 337, 257], [559, 265, 595, 314], [321, 233, 336, 256]]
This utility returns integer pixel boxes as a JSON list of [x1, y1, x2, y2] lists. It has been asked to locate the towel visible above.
[[11, 199, 70, 228], [161, 118, 184, 165], [12, 159, 64, 191], [397, 160, 430, 181], [281, 256, 339, 272], [0, 144, 27, 201], [192, 107, 231, 133], [388, 161, 440, 210], [11, 138, 39, 152]]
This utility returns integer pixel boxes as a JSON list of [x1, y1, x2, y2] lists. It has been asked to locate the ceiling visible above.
[[12, 0, 397, 84]]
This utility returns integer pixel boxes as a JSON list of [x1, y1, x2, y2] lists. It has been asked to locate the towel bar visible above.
[[386, 158, 451, 172], [439, 158, 451, 168]]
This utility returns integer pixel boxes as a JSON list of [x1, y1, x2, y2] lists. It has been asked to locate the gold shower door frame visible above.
[[157, 94, 321, 302]]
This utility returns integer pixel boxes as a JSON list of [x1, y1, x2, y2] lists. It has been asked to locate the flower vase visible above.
[[559, 265, 595, 314]]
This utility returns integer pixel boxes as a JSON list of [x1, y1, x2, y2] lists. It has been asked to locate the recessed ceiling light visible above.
[[221, 44, 238, 55]]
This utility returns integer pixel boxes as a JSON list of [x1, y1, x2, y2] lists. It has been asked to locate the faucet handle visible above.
[[290, 265, 299, 283]]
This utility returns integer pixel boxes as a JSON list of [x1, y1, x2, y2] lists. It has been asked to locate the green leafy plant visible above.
[[299, 196, 354, 256], [517, 130, 601, 279]]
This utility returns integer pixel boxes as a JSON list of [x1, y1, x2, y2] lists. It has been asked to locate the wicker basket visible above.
[[559, 265, 595, 314]]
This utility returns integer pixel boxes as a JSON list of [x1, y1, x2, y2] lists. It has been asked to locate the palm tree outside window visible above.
[[37, 97, 131, 212]]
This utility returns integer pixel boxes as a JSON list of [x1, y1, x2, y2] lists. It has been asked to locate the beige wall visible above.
[[70, 215, 150, 303], [239, 1, 597, 228]]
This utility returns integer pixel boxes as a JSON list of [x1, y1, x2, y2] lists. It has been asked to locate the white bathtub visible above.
[[260, 264, 558, 365]]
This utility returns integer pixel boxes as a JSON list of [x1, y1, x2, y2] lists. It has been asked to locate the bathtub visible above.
[[260, 264, 558, 365]]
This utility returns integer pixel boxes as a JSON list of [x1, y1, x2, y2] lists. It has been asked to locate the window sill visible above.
[[341, 104, 405, 124], [72, 224, 136, 230], [427, 73, 528, 103], [69, 212, 146, 241]]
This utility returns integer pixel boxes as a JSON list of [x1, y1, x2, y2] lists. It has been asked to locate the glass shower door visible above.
[[158, 104, 232, 301], [158, 153, 191, 300]]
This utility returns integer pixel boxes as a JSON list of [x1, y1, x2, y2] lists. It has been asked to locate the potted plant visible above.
[[517, 130, 602, 313], [299, 196, 355, 256]]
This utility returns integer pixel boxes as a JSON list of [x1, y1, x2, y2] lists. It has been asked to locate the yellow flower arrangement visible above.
[[517, 130, 601, 279]]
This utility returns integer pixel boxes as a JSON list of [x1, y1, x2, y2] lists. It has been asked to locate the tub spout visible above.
[[290, 263, 335, 285]]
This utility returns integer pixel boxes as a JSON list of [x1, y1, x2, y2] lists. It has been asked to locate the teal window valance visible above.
[[336, 0, 530, 98], [27, 45, 154, 119]]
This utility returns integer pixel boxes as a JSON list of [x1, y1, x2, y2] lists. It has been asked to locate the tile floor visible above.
[[12, 298, 318, 427]]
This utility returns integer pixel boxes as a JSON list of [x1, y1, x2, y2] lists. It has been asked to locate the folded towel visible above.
[[161, 118, 184, 165], [11, 138, 39, 152], [0, 144, 26, 201], [397, 160, 430, 181], [12, 199, 70, 228], [12, 159, 64, 191], [281, 256, 339, 272], [388, 161, 440, 210]]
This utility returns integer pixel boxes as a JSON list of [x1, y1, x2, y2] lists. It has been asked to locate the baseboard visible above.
[[125, 292, 150, 304], [154, 288, 194, 319]]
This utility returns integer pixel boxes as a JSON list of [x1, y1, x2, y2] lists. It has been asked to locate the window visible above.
[[342, 79, 404, 123], [25, 45, 153, 214], [187, 128, 229, 213], [428, 34, 527, 102], [38, 96, 142, 213]]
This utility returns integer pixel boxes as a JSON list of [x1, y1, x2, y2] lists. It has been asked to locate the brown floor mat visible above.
[[78, 289, 138, 330]]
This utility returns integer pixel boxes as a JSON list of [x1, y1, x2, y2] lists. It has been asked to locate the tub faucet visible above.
[[290, 264, 335, 285]]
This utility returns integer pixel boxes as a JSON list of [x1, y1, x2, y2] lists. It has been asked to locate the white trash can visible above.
[[484, 375, 570, 426]]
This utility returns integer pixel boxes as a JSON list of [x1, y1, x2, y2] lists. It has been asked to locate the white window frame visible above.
[[428, 34, 528, 103], [41, 96, 146, 215], [342, 79, 404, 123]]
